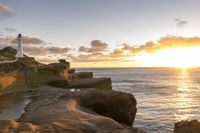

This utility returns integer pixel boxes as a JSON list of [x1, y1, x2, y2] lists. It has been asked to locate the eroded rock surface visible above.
[[0, 87, 138, 133], [0, 58, 70, 93]]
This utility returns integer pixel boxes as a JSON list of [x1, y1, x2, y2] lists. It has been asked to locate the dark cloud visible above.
[[79, 40, 108, 53], [0, 4, 14, 19], [175, 18, 188, 27]]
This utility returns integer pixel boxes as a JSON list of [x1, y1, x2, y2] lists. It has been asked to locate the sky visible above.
[[0, 0, 200, 67]]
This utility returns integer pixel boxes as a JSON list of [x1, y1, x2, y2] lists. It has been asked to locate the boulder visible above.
[[79, 89, 137, 126], [16, 87, 138, 133], [69, 72, 93, 79], [174, 120, 200, 133]]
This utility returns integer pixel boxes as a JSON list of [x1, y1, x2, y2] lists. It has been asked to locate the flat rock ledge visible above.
[[48, 77, 112, 90], [0, 87, 142, 133]]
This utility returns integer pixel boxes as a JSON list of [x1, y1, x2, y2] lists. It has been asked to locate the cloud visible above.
[[47, 46, 71, 54], [175, 18, 188, 27], [23, 45, 71, 56], [113, 36, 200, 55], [4, 27, 16, 33], [12, 35, 44, 44], [0, 35, 71, 61], [2, 34, 200, 64], [79, 40, 108, 53], [0, 4, 14, 19], [72, 35, 200, 62]]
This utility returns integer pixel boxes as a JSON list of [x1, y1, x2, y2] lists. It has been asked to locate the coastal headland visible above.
[[0, 47, 199, 133]]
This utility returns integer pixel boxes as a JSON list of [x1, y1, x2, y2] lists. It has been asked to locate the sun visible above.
[[130, 46, 200, 68]]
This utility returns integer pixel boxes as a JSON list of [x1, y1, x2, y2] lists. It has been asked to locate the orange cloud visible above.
[[0, 4, 14, 19]]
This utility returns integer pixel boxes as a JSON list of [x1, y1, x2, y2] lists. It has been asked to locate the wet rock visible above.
[[174, 120, 200, 133]]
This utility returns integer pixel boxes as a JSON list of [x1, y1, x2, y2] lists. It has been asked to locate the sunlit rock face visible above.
[[174, 120, 200, 133], [0, 58, 70, 94]]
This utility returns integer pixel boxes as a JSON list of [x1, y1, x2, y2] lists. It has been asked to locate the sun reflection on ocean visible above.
[[174, 68, 194, 121]]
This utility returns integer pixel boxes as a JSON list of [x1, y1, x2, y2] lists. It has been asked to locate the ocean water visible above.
[[76, 68, 200, 133]]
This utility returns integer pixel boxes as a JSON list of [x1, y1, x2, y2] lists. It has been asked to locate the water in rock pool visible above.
[[0, 93, 34, 120], [76, 67, 200, 132]]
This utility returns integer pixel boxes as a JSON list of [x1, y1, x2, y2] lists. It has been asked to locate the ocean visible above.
[[76, 67, 200, 133]]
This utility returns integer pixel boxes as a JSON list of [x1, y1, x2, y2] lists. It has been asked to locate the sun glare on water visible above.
[[132, 46, 200, 68]]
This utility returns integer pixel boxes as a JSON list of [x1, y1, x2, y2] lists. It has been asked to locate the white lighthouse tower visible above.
[[16, 33, 23, 58]]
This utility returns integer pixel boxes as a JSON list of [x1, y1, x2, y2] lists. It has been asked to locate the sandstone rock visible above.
[[16, 88, 137, 133], [47, 79, 69, 87], [174, 120, 200, 133], [69, 72, 93, 79], [68, 68, 75, 74], [58, 59, 70, 68], [79, 89, 137, 126], [0, 119, 141, 133], [0, 47, 17, 61], [0, 56, 42, 73], [69, 78, 112, 89], [48, 78, 112, 89], [0, 59, 69, 93]]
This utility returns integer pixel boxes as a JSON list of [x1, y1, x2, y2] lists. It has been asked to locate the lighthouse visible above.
[[16, 34, 23, 58]]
